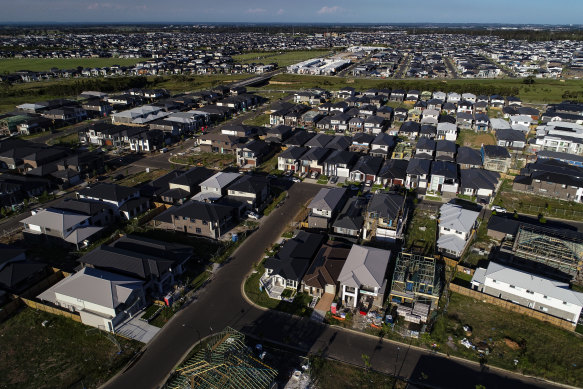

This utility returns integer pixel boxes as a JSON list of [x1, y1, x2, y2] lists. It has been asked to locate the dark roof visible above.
[[430, 160, 458, 179], [400, 121, 420, 133], [456, 147, 482, 166], [420, 124, 437, 136], [51, 198, 112, 216], [299, 147, 330, 162], [264, 231, 325, 281], [372, 132, 395, 147], [435, 139, 456, 153], [406, 158, 431, 175], [279, 146, 307, 160], [482, 145, 511, 159], [155, 200, 234, 223], [110, 234, 192, 264], [302, 241, 350, 289], [416, 137, 435, 151], [332, 197, 365, 231], [0, 260, 47, 291], [78, 183, 137, 202], [495, 129, 526, 142], [438, 114, 456, 124], [378, 159, 409, 180], [284, 130, 314, 147], [227, 175, 268, 196], [305, 133, 333, 148], [324, 150, 359, 166], [460, 168, 499, 191], [351, 155, 383, 176], [368, 192, 405, 219], [352, 132, 375, 144], [326, 136, 351, 150], [169, 167, 214, 189]]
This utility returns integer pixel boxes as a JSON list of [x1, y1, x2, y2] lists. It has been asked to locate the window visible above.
[[563, 301, 568, 305], [526, 290, 534, 295], [509, 285, 515, 288], [539, 306, 549, 313], [195, 228, 202, 234]]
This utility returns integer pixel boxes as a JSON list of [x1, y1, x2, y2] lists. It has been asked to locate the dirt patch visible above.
[[268, 81, 295, 85], [504, 337, 521, 350]]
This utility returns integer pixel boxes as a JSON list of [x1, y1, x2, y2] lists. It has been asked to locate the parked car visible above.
[[365, 180, 372, 187], [329, 176, 338, 184], [310, 171, 319, 179], [291, 177, 301, 183], [491, 205, 507, 214], [246, 211, 260, 220], [283, 170, 293, 177], [350, 184, 360, 191], [300, 172, 308, 179]]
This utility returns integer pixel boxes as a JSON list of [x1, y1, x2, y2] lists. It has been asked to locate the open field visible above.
[[169, 152, 236, 169], [233, 50, 333, 67], [262, 74, 583, 103], [456, 129, 496, 148], [432, 292, 583, 387], [0, 307, 141, 389], [0, 57, 146, 73], [150, 74, 252, 94]]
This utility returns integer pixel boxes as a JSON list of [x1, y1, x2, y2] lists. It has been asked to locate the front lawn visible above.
[[0, 308, 141, 389]]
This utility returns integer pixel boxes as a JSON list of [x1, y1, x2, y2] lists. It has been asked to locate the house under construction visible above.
[[511, 224, 583, 281], [389, 252, 443, 310], [164, 327, 277, 389]]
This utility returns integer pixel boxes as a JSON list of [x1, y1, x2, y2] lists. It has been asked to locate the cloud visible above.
[[245, 8, 267, 14], [276, 8, 285, 15], [317, 5, 342, 14]]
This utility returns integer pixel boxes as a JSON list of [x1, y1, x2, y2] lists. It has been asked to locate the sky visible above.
[[1, 0, 582, 25]]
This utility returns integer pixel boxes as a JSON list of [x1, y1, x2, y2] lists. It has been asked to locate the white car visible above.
[[246, 211, 260, 220], [291, 177, 301, 183], [491, 206, 507, 214]]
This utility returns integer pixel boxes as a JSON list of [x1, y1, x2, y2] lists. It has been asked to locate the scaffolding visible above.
[[165, 327, 278, 389], [512, 224, 583, 278], [389, 252, 443, 308]]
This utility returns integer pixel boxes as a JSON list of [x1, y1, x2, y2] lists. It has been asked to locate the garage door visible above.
[[325, 284, 336, 295]]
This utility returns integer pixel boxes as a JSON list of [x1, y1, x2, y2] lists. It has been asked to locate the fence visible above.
[[19, 268, 69, 299], [20, 297, 82, 323], [449, 283, 576, 332], [0, 298, 23, 322]]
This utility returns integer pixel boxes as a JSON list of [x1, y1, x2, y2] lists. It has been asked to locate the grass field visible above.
[[432, 292, 583, 387], [456, 129, 496, 148], [404, 208, 437, 255], [262, 74, 583, 104], [114, 169, 169, 188], [169, 152, 236, 169], [0, 308, 141, 389], [243, 112, 270, 126], [233, 50, 333, 67], [0, 57, 146, 73]]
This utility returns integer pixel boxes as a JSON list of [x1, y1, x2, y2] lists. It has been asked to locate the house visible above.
[[399, 121, 420, 140], [496, 129, 526, 150], [490, 118, 512, 132], [419, 124, 437, 138], [154, 200, 237, 239], [37, 267, 145, 333], [326, 135, 352, 151], [0, 246, 49, 294], [264, 125, 292, 144], [128, 129, 165, 153], [474, 113, 490, 131], [283, 130, 314, 148], [405, 158, 431, 189], [364, 192, 407, 242], [389, 252, 443, 309], [481, 145, 512, 173], [305, 133, 333, 149], [435, 140, 457, 162], [263, 231, 325, 298], [490, 95, 505, 109], [277, 146, 307, 172], [415, 137, 435, 160], [332, 196, 366, 240], [390, 89, 405, 102], [429, 161, 459, 195], [348, 117, 365, 133], [376, 159, 409, 188], [337, 245, 391, 309], [158, 167, 214, 204], [307, 187, 347, 229], [349, 156, 383, 183], [330, 113, 351, 132], [370, 133, 395, 159], [447, 92, 461, 104], [456, 112, 474, 130], [226, 175, 270, 212], [195, 172, 241, 202], [470, 262, 583, 326], [393, 107, 408, 122], [198, 133, 243, 155], [323, 150, 359, 178], [299, 147, 330, 174], [236, 140, 274, 169], [437, 203, 479, 258], [301, 241, 351, 298], [456, 147, 483, 169], [510, 115, 534, 129], [536, 150, 583, 168], [363, 116, 388, 134], [513, 159, 583, 202], [459, 169, 500, 200], [77, 183, 148, 220], [436, 122, 457, 141]]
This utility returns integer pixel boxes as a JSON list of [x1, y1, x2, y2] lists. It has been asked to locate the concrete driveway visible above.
[[115, 312, 161, 344]]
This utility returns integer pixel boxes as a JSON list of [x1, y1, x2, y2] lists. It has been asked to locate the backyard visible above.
[[0, 308, 141, 389], [431, 292, 583, 387]]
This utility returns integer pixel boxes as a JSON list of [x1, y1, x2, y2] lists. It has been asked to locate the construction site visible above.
[[164, 327, 278, 389], [388, 252, 444, 326], [501, 224, 583, 283]]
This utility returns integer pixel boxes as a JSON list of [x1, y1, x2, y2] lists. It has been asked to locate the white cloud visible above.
[[245, 8, 267, 14], [317, 5, 342, 14], [276, 8, 285, 15]]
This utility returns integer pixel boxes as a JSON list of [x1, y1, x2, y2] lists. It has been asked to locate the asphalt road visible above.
[[102, 182, 565, 389]]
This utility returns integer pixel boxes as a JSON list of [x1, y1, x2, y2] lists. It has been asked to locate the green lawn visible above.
[[47, 131, 80, 147], [456, 129, 496, 148], [169, 152, 236, 170], [0, 57, 146, 73], [404, 208, 437, 255], [0, 308, 141, 389], [431, 292, 583, 387], [233, 50, 333, 67], [263, 190, 287, 216], [114, 169, 169, 188], [256, 152, 280, 174], [243, 112, 270, 126]]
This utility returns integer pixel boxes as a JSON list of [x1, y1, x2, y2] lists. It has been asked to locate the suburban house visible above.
[[456, 147, 483, 169], [0, 246, 49, 294], [370, 133, 395, 159], [405, 158, 431, 189], [436, 122, 457, 141], [277, 146, 307, 172], [225, 175, 270, 212], [349, 155, 383, 183], [415, 137, 435, 160], [301, 241, 351, 298], [331, 196, 366, 240], [337, 245, 391, 310], [194, 171, 242, 202], [376, 159, 409, 188], [37, 267, 145, 333], [154, 200, 237, 239], [236, 140, 274, 169], [299, 147, 330, 174], [262, 231, 325, 299], [307, 187, 348, 229], [323, 150, 359, 178], [399, 121, 420, 140], [435, 140, 457, 162], [77, 183, 149, 220], [513, 159, 583, 202], [157, 167, 215, 204], [459, 168, 500, 201], [437, 203, 479, 258], [364, 192, 408, 242], [496, 129, 526, 149], [471, 262, 583, 326], [481, 145, 512, 173], [429, 161, 459, 195]]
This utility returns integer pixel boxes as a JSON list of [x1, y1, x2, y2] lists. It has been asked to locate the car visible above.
[[329, 176, 338, 184], [291, 177, 301, 183], [365, 180, 372, 187], [310, 171, 319, 179], [300, 171, 308, 179], [283, 170, 293, 177], [246, 211, 260, 220], [491, 205, 507, 214], [350, 184, 360, 191]]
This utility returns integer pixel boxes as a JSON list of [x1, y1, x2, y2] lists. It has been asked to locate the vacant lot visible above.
[[233, 50, 333, 67], [0, 308, 141, 389], [456, 129, 496, 148], [115, 169, 169, 188], [403, 208, 437, 255], [432, 292, 583, 387], [0, 57, 145, 73], [169, 152, 235, 170]]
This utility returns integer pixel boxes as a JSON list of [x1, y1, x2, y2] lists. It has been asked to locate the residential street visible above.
[[102, 182, 564, 389]]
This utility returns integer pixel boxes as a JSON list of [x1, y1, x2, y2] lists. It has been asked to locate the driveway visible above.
[[115, 312, 160, 344]]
